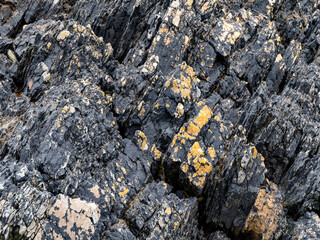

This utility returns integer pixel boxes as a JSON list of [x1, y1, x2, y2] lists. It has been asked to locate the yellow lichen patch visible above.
[[121, 167, 127, 175], [196, 101, 204, 107], [193, 105, 213, 129], [119, 188, 129, 197], [185, 0, 193, 6], [201, 2, 211, 13], [171, 105, 212, 150], [220, 21, 241, 45], [164, 35, 173, 46], [61, 106, 76, 115], [263, 40, 276, 54], [167, 63, 198, 101], [105, 95, 113, 105], [188, 142, 204, 159], [174, 221, 180, 228], [220, 123, 228, 132], [184, 63, 195, 77], [192, 156, 212, 176], [186, 105, 213, 136], [83, 98, 90, 106], [181, 163, 189, 173], [187, 122, 201, 136], [117, 176, 124, 182], [171, 126, 196, 149], [57, 30, 71, 40], [244, 183, 282, 240], [184, 36, 190, 45], [185, 142, 213, 188], [56, 116, 63, 128], [165, 208, 172, 215], [275, 54, 282, 63], [174, 103, 184, 118], [159, 26, 169, 33], [188, 174, 205, 188], [136, 131, 148, 151], [171, 76, 191, 100], [138, 107, 146, 116], [151, 145, 162, 160], [207, 147, 216, 159], [250, 146, 258, 159]]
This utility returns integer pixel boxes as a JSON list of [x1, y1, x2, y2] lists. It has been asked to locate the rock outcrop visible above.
[[1, 0, 320, 239]]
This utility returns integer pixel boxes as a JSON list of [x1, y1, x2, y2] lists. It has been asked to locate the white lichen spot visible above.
[[57, 30, 71, 40], [42, 72, 50, 82]]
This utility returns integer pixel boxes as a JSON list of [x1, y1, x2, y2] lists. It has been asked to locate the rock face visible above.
[[1, 0, 320, 239]]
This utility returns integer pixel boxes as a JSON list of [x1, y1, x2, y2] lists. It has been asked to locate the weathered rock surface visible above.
[[1, 0, 320, 239]]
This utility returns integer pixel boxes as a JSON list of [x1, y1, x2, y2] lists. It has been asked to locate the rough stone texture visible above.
[[284, 212, 320, 240], [1, 0, 320, 239], [243, 181, 285, 240]]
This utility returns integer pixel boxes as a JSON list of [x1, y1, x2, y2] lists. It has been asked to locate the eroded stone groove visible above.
[[1, 0, 320, 239]]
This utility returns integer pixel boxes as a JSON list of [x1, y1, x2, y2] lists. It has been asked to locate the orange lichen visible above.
[[165, 208, 172, 215], [159, 26, 169, 33], [250, 146, 258, 159], [138, 107, 146, 116], [174, 103, 184, 118], [244, 183, 282, 240], [136, 131, 148, 151], [208, 147, 216, 159], [187, 122, 201, 136], [174, 221, 180, 228], [188, 142, 203, 159], [166, 63, 198, 101], [185, 142, 213, 188], [119, 188, 129, 197], [171, 105, 212, 149], [181, 163, 188, 173], [201, 2, 211, 13], [121, 167, 127, 175], [193, 105, 213, 128], [61, 106, 75, 114]]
